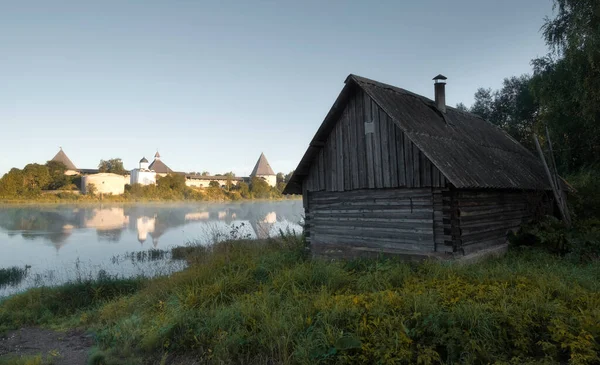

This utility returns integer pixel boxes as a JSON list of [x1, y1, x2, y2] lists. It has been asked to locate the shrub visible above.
[[509, 216, 600, 262]]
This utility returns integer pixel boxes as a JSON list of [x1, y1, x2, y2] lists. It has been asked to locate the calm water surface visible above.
[[0, 201, 303, 296]]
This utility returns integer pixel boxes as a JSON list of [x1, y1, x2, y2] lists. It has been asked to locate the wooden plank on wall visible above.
[[336, 121, 344, 191], [329, 125, 337, 191], [342, 106, 351, 191], [372, 100, 383, 188], [318, 148, 325, 191], [349, 96, 359, 190], [396, 129, 406, 186], [356, 91, 368, 189], [380, 110, 391, 187], [422, 155, 432, 186], [413, 144, 421, 186], [388, 114, 398, 188], [404, 134, 413, 188], [364, 92, 375, 188], [432, 163, 439, 187]]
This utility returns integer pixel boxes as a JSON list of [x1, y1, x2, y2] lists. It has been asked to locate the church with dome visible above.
[[130, 155, 157, 186]]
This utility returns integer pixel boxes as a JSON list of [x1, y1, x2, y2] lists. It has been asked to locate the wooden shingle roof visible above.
[[284, 74, 550, 194], [50, 148, 77, 170]]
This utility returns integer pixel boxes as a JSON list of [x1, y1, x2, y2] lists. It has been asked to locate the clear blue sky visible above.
[[0, 0, 554, 177]]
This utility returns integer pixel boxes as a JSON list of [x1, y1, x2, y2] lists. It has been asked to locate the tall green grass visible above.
[[1, 236, 599, 364], [0, 266, 29, 288]]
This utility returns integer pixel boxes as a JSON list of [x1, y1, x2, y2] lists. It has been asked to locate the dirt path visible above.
[[0, 327, 93, 365]]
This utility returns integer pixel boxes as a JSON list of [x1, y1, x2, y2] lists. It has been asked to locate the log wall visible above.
[[453, 190, 552, 254], [307, 188, 437, 258]]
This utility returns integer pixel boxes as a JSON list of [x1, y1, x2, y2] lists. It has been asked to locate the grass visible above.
[[0, 353, 59, 365], [0, 234, 598, 364], [0, 266, 29, 289]]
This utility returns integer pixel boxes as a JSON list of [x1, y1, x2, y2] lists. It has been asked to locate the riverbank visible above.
[[0, 195, 301, 205], [0, 236, 598, 364]]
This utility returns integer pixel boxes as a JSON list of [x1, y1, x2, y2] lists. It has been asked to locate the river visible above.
[[0, 201, 303, 296]]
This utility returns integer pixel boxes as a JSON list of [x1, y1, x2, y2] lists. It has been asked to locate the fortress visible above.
[[50, 148, 277, 195]]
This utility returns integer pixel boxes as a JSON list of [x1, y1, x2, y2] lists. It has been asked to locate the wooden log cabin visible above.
[[283, 74, 555, 259]]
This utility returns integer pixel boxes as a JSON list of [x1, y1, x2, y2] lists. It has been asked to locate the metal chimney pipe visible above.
[[433, 74, 447, 113]]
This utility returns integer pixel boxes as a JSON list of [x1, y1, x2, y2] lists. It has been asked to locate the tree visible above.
[[98, 158, 128, 175], [276, 172, 285, 185], [250, 176, 271, 199], [0, 168, 25, 197], [208, 180, 220, 188], [470, 88, 494, 122], [491, 75, 538, 149], [529, 0, 600, 171], [45, 160, 70, 190], [455, 102, 469, 112], [201, 171, 210, 176], [157, 174, 187, 192], [22, 164, 51, 191], [237, 181, 250, 198], [223, 172, 235, 191]]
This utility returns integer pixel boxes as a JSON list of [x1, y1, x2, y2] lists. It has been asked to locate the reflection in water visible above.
[[0, 202, 303, 250], [0, 202, 302, 297], [84, 207, 130, 230]]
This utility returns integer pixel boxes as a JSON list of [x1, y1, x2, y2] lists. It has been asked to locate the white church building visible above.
[[130, 156, 157, 186]]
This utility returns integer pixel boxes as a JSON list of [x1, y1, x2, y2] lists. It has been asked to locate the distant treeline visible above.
[[0, 160, 297, 202]]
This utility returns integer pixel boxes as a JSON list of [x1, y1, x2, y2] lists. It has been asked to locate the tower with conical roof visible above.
[[149, 151, 172, 176], [50, 148, 78, 175], [250, 153, 277, 187]]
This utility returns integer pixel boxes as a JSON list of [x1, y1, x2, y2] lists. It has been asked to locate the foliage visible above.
[[469, 75, 538, 150], [0, 168, 26, 197], [566, 167, 600, 220], [45, 161, 71, 190], [236, 181, 250, 199], [22, 164, 52, 192], [156, 174, 186, 193], [250, 176, 275, 199], [98, 158, 128, 176], [0, 266, 29, 289], [86, 183, 97, 196], [509, 216, 600, 262], [1, 238, 599, 364], [454, 102, 468, 112]]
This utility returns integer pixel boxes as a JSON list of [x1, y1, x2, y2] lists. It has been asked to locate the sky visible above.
[[0, 0, 555, 177]]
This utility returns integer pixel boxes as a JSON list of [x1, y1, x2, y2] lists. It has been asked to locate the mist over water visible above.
[[0, 201, 303, 296]]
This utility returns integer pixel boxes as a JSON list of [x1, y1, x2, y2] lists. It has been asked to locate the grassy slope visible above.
[[1, 238, 599, 365]]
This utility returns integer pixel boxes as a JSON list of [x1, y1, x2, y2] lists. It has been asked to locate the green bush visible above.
[[567, 167, 600, 220], [509, 216, 600, 263]]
